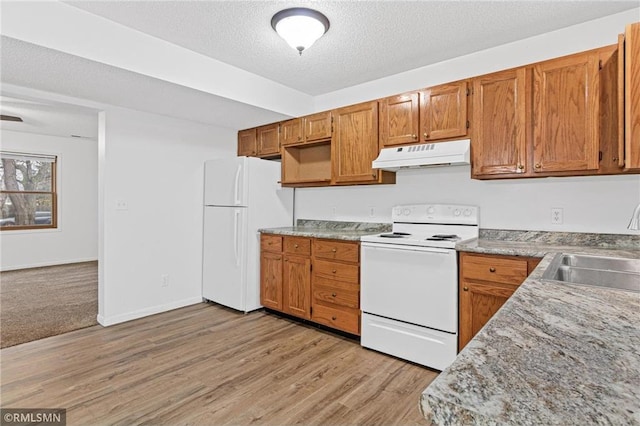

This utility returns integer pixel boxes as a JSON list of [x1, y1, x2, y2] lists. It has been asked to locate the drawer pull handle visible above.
[[489, 267, 496, 273], [332, 248, 337, 253], [331, 316, 337, 321], [463, 287, 469, 291], [331, 292, 337, 297]]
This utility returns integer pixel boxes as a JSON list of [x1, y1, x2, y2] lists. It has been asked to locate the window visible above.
[[0, 152, 57, 230]]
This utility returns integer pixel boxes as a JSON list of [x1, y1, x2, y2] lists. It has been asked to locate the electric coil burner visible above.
[[360, 203, 479, 370]]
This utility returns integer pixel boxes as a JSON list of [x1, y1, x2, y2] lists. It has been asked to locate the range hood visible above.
[[372, 139, 470, 171]]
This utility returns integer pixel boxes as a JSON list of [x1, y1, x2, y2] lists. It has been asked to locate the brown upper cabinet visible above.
[[280, 118, 303, 146], [333, 101, 395, 185], [473, 44, 627, 179], [472, 68, 528, 177], [532, 50, 600, 173], [305, 111, 333, 142], [256, 123, 280, 158], [237, 128, 257, 157], [379, 92, 420, 146], [379, 82, 469, 147], [420, 81, 469, 142], [623, 22, 640, 170]]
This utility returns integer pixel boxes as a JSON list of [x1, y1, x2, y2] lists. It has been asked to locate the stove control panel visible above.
[[392, 204, 479, 225]]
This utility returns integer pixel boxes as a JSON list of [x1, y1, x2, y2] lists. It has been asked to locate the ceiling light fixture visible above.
[[271, 8, 330, 55]]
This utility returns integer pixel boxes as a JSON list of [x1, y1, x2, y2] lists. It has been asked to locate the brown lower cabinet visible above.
[[458, 252, 541, 351], [260, 234, 361, 335]]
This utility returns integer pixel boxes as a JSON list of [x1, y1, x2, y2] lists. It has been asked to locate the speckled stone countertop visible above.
[[421, 230, 640, 425], [259, 219, 391, 241]]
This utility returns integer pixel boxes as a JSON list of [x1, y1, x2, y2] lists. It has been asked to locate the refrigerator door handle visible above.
[[234, 164, 242, 205], [234, 210, 241, 266]]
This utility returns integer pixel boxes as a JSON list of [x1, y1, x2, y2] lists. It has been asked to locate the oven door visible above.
[[361, 242, 457, 333]]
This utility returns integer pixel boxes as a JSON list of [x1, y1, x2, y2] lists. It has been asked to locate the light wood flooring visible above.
[[1, 303, 437, 425]]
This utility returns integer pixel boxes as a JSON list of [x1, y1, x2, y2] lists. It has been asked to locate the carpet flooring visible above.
[[0, 261, 98, 348]]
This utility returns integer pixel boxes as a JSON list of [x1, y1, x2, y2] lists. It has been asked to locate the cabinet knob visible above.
[[332, 269, 337, 273], [331, 248, 337, 253], [489, 267, 496, 272], [423, 133, 428, 140], [412, 134, 417, 139], [297, 136, 301, 141], [517, 164, 524, 170], [463, 287, 469, 291], [535, 163, 541, 169], [613, 157, 618, 162], [331, 292, 337, 297], [294, 244, 299, 248], [331, 316, 337, 321]]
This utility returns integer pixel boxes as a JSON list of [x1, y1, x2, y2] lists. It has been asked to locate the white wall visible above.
[[0, 130, 98, 270], [98, 107, 236, 326], [297, 9, 640, 235], [295, 168, 640, 234], [314, 9, 640, 111]]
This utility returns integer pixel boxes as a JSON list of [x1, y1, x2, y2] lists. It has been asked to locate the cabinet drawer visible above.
[[261, 234, 282, 253], [284, 237, 311, 255], [312, 304, 360, 335], [313, 239, 359, 263], [462, 254, 528, 285], [313, 276, 359, 309], [313, 260, 359, 283]]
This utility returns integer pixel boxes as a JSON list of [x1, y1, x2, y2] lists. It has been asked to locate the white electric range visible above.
[[360, 203, 479, 371]]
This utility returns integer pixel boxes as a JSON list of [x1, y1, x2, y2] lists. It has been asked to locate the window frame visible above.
[[0, 152, 58, 231]]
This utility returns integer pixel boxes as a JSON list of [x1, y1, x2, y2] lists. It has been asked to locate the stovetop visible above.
[[361, 203, 479, 249]]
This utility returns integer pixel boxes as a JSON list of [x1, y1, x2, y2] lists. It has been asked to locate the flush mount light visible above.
[[271, 8, 330, 55]]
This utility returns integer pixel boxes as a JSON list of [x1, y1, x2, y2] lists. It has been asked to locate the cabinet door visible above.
[[420, 81, 468, 141], [305, 111, 332, 142], [333, 101, 380, 183], [257, 123, 280, 157], [472, 68, 528, 177], [625, 22, 640, 170], [283, 255, 311, 319], [237, 128, 257, 157], [459, 281, 517, 350], [532, 51, 600, 173], [260, 252, 283, 310], [281, 118, 303, 146], [379, 93, 420, 146]]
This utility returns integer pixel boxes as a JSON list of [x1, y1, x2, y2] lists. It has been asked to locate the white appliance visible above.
[[360, 203, 479, 371], [372, 139, 470, 171], [203, 157, 293, 312]]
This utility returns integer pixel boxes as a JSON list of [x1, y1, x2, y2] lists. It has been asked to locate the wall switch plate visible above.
[[116, 199, 128, 211], [551, 208, 563, 225]]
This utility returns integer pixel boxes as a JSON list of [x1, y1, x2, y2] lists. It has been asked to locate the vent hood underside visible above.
[[372, 139, 471, 171]]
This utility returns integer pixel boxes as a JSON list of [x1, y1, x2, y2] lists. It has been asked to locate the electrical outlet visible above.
[[161, 274, 169, 287], [551, 208, 563, 225], [368, 206, 376, 217], [116, 199, 128, 211]]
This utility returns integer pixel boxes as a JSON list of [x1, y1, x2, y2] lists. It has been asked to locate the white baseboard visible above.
[[97, 296, 203, 327], [0, 257, 98, 272]]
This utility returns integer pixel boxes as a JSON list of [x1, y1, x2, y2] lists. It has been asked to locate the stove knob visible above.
[[394, 207, 402, 216], [427, 206, 435, 214], [454, 209, 461, 216], [463, 209, 472, 217], [402, 208, 411, 216]]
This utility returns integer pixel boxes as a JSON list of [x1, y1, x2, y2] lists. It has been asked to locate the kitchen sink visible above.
[[542, 253, 640, 292]]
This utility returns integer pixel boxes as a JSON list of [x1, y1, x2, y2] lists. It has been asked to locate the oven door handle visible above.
[[361, 242, 452, 254]]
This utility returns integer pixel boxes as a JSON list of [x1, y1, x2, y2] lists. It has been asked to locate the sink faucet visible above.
[[629, 203, 640, 230]]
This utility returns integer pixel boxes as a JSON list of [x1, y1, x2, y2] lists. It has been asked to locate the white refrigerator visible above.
[[202, 156, 293, 312]]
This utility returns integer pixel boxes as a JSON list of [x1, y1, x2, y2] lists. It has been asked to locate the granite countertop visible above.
[[421, 230, 640, 425], [259, 219, 391, 241]]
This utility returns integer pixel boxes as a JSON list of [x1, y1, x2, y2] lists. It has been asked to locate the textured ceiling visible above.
[[0, 37, 289, 130], [65, 0, 639, 95]]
